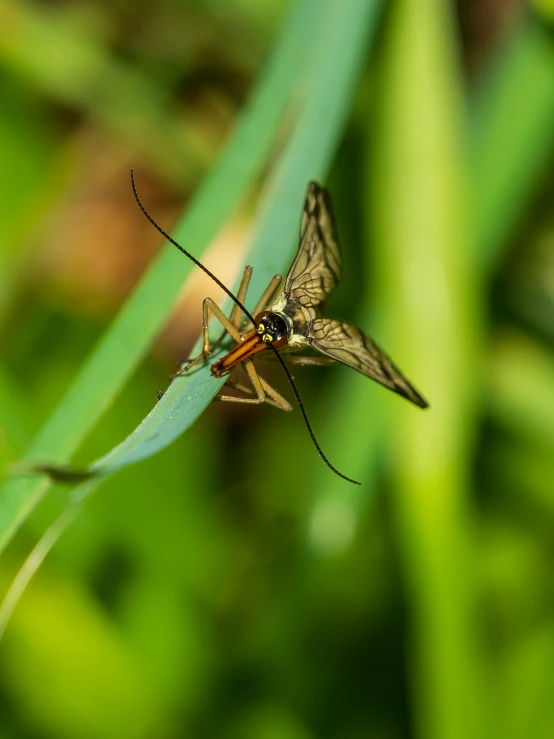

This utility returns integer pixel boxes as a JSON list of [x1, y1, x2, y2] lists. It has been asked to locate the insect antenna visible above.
[[131, 169, 257, 326], [267, 346, 360, 485], [131, 170, 360, 486]]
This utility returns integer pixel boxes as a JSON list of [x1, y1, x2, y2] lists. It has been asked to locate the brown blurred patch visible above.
[[457, 0, 524, 74], [38, 127, 183, 315], [36, 124, 252, 364]]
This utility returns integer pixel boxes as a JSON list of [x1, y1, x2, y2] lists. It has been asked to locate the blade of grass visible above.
[[0, 489, 88, 641], [0, 0, 318, 554], [502, 622, 554, 739], [63, 0, 383, 478], [0, 561, 163, 738], [486, 330, 554, 450], [0, 366, 33, 457], [305, 14, 554, 554], [371, 2, 487, 739], [0, 0, 384, 636], [471, 19, 554, 270]]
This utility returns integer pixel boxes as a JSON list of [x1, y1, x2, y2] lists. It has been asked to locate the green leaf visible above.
[[486, 331, 554, 451], [0, 0, 383, 554], [0, 0, 383, 638], [0, 562, 163, 739], [370, 2, 487, 738], [304, 9, 554, 556], [89, 0, 382, 480], [471, 20, 554, 269], [0, 0, 318, 553]]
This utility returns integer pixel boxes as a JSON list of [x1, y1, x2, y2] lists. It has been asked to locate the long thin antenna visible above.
[[131, 169, 360, 486], [268, 346, 360, 485], [131, 170, 257, 327]]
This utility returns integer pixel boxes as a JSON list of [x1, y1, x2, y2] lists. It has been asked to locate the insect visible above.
[[132, 174, 428, 484], [176, 182, 428, 410]]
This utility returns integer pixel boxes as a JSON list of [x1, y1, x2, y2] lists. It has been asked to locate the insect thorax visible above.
[[270, 294, 311, 348]]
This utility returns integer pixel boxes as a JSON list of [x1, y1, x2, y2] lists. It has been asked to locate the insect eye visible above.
[[256, 323, 265, 335], [262, 334, 273, 344]]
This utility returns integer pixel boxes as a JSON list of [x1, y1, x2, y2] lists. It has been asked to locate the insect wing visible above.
[[311, 319, 428, 408], [284, 182, 342, 308]]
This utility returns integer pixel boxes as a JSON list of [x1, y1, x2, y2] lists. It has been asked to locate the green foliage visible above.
[[1, 2, 554, 739], [0, 0, 323, 551]]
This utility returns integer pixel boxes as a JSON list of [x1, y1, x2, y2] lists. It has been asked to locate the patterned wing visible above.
[[284, 182, 342, 308], [311, 319, 428, 408]]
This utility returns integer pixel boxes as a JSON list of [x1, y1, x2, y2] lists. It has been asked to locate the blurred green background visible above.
[[1, 0, 554, 738]]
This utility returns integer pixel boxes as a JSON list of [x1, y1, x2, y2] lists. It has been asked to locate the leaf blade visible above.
[[0, 0, 319, 553], [87, 0, 384, 479]]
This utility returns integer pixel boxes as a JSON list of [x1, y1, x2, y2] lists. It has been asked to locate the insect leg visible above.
[[280, 355, 336, 367], [259, 352, 336, 367], [214, 363, 291, 411], [257, 374, 292, 411], [220, 380, 256, 396], [173, 298, 243, 378], [229, 266, 253, 330], [214, 359, 266, 405], [176, 266, 255, 378], [252, 274, 282, 317], [241, 273, 283, 333]]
